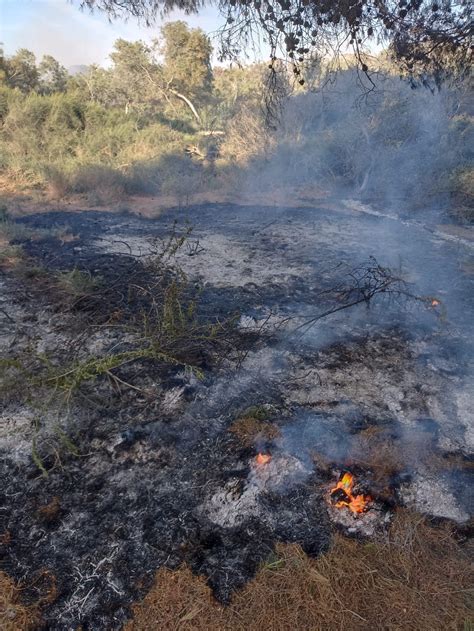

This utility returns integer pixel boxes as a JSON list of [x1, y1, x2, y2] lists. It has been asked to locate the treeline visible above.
[[0, 21, 266, 202], [0, 23, 472, 220]]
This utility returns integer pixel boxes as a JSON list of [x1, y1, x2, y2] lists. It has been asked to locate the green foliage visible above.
[[0, 37, 471, 222], [5, 48, 39, 93], [38, 55, 68, 95], [160, 21, 213, 104], [239, 405, 272, 421]]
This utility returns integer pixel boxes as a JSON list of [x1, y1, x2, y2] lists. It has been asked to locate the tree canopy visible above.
[[79, 0, 472, 84]]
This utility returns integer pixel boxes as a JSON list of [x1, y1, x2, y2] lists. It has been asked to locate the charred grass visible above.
[[126, 509, 473, 631], [0, 220, 242, 473], [3, 510, 471, 630], [0, 567, 58, 631], [0, 572, 40, 631]]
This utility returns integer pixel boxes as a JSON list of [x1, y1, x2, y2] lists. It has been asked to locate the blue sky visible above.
[[0, 0, 227, 67]]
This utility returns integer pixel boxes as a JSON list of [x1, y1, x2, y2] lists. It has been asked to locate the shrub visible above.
[[71, 164, 127, 202], [43, 165, 71, 199]]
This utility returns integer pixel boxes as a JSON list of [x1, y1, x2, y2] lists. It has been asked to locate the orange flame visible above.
[[330, 472, 371, 515], [431, 299, 440, 307], [256, 453, 271, 465]]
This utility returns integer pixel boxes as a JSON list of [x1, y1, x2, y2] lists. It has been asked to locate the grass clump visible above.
[[0, 211, 34, 242], [126, 509, 473, 631], [229, 416, 280, 448], [238, 405, 273, 421], [0, 572, 41, 631], [55, 269, 102, 298], [0, 209, 77, 246], [0, 243, 24, 269]]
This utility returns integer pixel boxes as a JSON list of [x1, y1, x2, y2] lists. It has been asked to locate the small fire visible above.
[[330, 472, 371, 515], [431, 299, 440, 307], [256, 453, 271, 465]]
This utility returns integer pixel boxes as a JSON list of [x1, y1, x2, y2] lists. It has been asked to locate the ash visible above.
[[326, 496, 392, 537], [204, 454, 309, 527], [1, 201, 473, 629]]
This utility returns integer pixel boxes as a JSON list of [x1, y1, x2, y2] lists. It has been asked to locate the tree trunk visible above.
[[169, 89, 201, 124]]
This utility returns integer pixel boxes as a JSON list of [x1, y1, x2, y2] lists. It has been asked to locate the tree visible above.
[[38, 55, 69, 94], [160, 21, 213, 103], [69, 64, 115, 105], [0, 47, 7, 86], [109, 39, 160, 112], [79, 0, 472, 84], [5, 49, 39, 92]]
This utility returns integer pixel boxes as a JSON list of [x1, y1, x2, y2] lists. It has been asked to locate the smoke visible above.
[[240, 69, 469, 219], [178, 70, 473, 522]]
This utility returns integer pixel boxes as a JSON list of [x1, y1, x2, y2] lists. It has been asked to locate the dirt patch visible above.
[[3, 187, 335, 219]]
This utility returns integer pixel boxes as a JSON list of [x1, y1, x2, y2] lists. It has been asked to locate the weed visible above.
[[0, 244, 23, 269], [239, 405, 272, 421], [261, 552, 285, 571], [32, 437, 49, 478], [0, 225, 240, 474], [55, 269, 102, 297]]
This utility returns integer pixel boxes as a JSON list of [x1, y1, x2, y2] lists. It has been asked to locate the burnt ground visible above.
[[1, 199, 473, 629]]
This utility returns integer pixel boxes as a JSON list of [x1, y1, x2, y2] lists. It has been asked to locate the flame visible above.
[[431, 299, 440, 307], [330, 472, 371, 515], [256, 453, 271, 465]]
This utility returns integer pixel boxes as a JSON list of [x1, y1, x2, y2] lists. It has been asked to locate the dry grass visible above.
[[229, 416, 281, 448], [348, 426, 406, 486], [0, 236, 23, 270], [126, 509, 473, 631], [0, 572, 41, 631]]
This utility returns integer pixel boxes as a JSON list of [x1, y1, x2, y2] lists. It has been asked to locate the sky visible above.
[[0, 0, 228, 68]]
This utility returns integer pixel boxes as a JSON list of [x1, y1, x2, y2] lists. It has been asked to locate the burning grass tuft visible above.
[[126, 509, 473, 631]]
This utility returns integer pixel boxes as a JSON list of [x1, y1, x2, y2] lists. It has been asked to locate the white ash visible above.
[[93, 232, 312, 289], [238, 312, 290, 333], [453, 381, 474, 452], [0, 408, 36, 463], [238, 315, 261, 331], [161, 386, 185, 414], [91, 234, 155, 258], [203, 454, 309, 528], [401, 473, 469, 523], [282, 336, 471, 455], [205, 478, 261, 528], [249, 453, 309, 489], [326, 502, 392, 537]]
